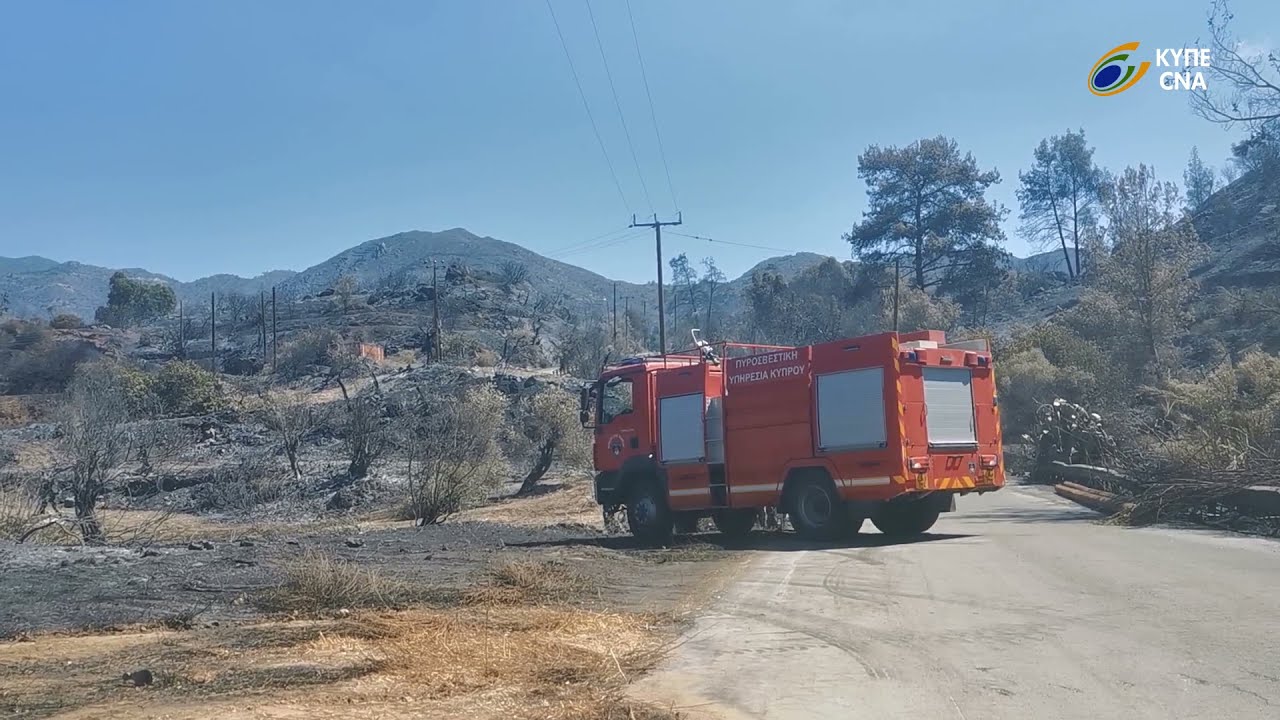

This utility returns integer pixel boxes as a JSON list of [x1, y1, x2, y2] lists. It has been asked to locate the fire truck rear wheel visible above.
[[712, 509, 756, 538], [788, 478, 844, 541], [625, 479, 673, 545], [871, 500, 941, 536]]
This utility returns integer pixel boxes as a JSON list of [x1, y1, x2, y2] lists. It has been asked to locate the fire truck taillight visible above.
[[909, 457, 930, 472], [980, 455, 999, 469]]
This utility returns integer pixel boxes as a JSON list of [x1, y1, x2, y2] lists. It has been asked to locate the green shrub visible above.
[[93, 272, 176, 327], [998, 347, 1096, 439], [0, 322, 99, 393], [276, 328, 343, 379], [152, 360, 224, 416], [1155, 351, 1280, 460]]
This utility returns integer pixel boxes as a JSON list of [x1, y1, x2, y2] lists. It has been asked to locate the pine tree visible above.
[[845, 136, 1005, 291], [1016, 130, 1105, 279], [1183, 146, 1216, 211]]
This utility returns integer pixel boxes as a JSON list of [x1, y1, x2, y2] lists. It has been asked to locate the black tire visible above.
[[871, 499, 940, 537], [625, 478, 673, 545], [712, 508, 757, 538], [788, 477, 845, 541], [673, 513, 701, 535]]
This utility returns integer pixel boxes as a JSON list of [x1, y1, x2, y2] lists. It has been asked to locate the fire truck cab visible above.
[[580, 330, 1004, 542]]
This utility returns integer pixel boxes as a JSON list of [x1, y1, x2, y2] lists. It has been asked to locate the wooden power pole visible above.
[[209, 292, 217, 375], [432, 260, 442, 361], [259, 291, 267, 357], [611, 282, 618, 342], [630, 212, 682, 355], [271, 286, 278, 372]]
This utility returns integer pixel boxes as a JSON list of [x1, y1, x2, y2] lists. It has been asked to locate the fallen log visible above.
[[1054, 483, 1134, 514]]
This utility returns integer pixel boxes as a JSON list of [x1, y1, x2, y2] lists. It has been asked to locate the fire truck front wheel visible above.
[[625, 480, 673, 545], [788, 477, 845, 541], [871, 499, 941, 537]]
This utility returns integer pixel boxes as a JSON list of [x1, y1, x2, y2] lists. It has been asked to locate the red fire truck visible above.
[[580, 330, 1004, 542]]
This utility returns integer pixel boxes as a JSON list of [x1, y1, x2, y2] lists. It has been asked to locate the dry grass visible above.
[[462, 558, 594, 607], [0, 395, 34, 428], [0, 604, 679, 720], [372, 606, 674, 718], [0, 484, 42, 541], [257, 550, 406, 614], [459, 475, 602, 530]]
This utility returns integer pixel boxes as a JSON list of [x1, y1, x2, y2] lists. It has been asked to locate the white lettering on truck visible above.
[[731, 350, 799, 369], [727, 350, 807, 386]]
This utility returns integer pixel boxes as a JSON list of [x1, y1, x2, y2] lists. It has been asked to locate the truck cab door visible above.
[[594, 374, 646, 472]]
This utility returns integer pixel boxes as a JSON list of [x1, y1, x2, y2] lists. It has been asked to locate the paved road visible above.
[[635, 485, 1280, 719]]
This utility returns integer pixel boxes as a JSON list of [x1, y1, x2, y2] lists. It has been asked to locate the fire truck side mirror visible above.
[[578, 386, 595, 428]]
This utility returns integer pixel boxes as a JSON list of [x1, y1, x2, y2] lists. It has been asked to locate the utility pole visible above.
[[432, 260, 442, 361], [271, 286, 278, 372], [259, 291, 266, 358], [630, 212, 682, 355], [622, 295, 632, 343], [893, 256, 901, 333], [177, 300, 185, 359], [611, 282, 618, 342], [210, 292, 217, 375]]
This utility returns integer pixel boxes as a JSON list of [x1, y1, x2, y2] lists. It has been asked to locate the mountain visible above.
[[1190, 166, 1280, 287], [0, 261, 174, 320], [0, 256, 60, 275], [0, 259, 296, 320], [733, 252, 834, 285], [175, 271, 299, 304], [11, 192, 1266, 325], [276, 228, 654, 316]]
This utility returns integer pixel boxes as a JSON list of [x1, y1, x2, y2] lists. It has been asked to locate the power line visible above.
[[625, 0, 679, 213], [544, 0, 631, 214], [585, 0, 653, 214], [542, 226, 632, 257], [666, 231, 794, 254], [550, 231, 645, 259], [553, 235, 639, 260]]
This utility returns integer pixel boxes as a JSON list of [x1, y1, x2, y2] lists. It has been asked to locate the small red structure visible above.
[[356, 343, 385, 362]]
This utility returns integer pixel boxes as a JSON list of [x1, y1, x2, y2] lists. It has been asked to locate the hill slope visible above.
[[275, 228, 654, 316], [0, 262, 296, 320]]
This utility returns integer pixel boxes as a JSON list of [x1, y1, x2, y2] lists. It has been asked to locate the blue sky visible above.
[[0, 0, 1274, 283]]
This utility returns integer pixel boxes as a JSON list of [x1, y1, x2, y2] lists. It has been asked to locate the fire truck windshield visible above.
[[601, 377, 633, 424]]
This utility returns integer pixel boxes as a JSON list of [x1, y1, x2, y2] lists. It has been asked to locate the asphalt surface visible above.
[[635, 485, 1280, 719]]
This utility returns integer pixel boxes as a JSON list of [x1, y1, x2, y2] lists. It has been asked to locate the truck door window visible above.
[[601, 378, 633, 424]]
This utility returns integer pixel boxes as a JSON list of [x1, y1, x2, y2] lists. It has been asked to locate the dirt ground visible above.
[[0, 478, 741, 719]]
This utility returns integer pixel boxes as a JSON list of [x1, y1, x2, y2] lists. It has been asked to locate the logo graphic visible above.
[[608, 435, 624, 457], [1088, 42, 1152, 96]]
